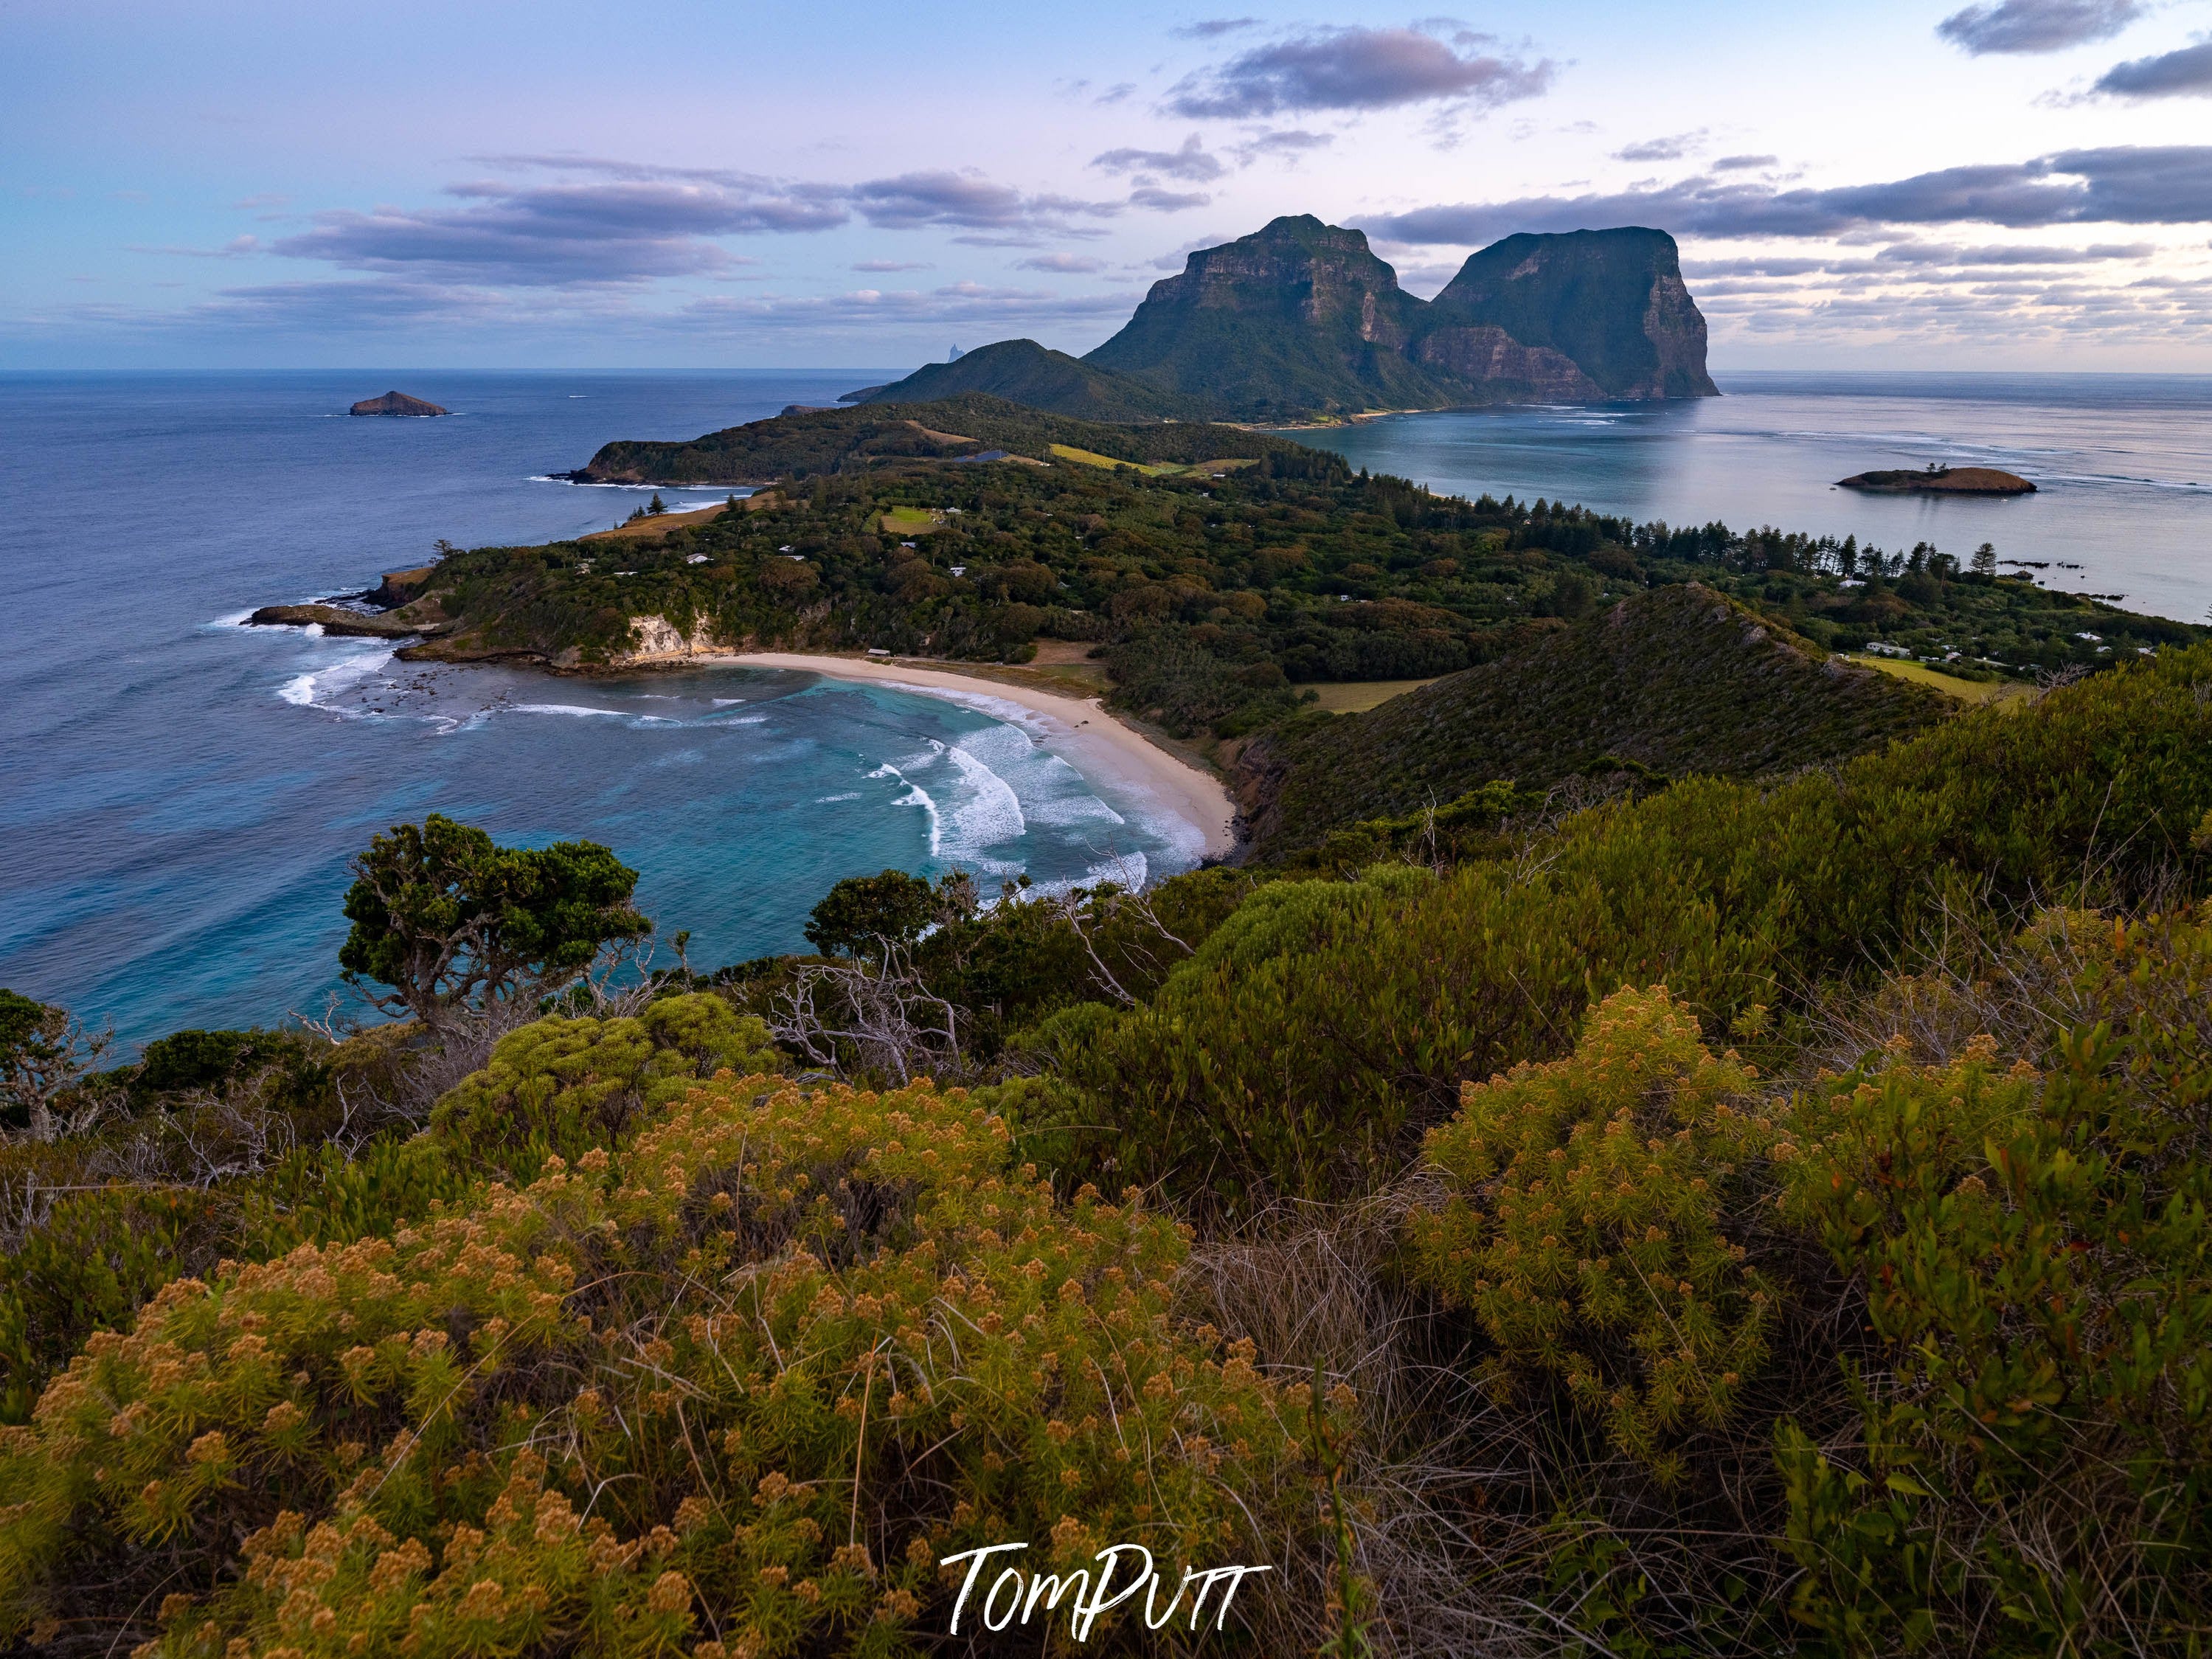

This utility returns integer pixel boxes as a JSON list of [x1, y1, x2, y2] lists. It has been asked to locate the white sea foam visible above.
[[817, 792, 861, 803], [276, 647, 395, 712], [513, 702, 627, 719], [939, 740, 1026, 854]]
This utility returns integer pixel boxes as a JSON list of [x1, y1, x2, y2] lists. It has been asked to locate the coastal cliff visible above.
[[1416, 228, 1719, 401], [848, 218, 1720, 421]]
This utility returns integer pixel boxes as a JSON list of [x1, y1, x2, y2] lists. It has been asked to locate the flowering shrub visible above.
[[429, 993, 784, 1174], [0, 1053, 1319, 1657], [1409, 986, 1782, 1477]]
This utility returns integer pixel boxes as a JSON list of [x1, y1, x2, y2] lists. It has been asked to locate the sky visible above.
[[5, 0, 2212, 372]]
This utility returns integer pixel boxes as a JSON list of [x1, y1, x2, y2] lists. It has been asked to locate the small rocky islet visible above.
[[349, 389, 448, 417], [1837, 464, 2036, 495]]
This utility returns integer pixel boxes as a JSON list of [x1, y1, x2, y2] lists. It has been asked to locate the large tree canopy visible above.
[[338, 815, 649, 1028]]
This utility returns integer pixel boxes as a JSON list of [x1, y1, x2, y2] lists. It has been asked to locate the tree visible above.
[[803, 868, 975, 960], [0, 988, 111, 1143], [1972, 541, 1998, 577], [338, 814, 650, 1030], [646, 493, 667, 516]]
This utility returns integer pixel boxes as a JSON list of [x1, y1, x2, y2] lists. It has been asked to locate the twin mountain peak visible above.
[[848, 217, 1717, 423]]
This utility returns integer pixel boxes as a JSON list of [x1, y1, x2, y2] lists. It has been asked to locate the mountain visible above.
[[844, 339, 1208, 423], [1081, 216, 1455, 420], [1234, 583, 1948, 852], [1412, 227, 1719, 401], [848, 218, 1719, 423]]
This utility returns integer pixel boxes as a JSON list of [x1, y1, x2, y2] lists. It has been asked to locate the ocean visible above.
[[1292, 372, 2212, 625], [1, 369, 2206, 1047]]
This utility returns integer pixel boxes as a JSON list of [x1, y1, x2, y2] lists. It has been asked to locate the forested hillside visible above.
[[1235, 583, 1950, 851], [387, 401, 2189, 741]]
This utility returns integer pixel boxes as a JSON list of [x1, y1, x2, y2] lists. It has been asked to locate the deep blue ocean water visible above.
[[1, 369, 2206, 1047]]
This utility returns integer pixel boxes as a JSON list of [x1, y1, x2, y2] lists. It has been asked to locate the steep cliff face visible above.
[[1420, 229, 1718, 401], [1084, 216, 1455, 417], [1075, 218, 1716, 418]]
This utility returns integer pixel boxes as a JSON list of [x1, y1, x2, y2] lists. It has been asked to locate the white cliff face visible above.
[[620, 614, 721, 663]]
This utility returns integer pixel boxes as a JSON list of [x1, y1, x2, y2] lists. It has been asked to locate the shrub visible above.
[[1409, 987, 1783, 1480], [0, 1065, 1326, 1655], [429, 993, 783, 1175], [1775, 909, 2212, 1654]]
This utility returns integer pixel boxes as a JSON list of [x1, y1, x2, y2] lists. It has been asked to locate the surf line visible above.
[[940, 1541, 1271, 1641]]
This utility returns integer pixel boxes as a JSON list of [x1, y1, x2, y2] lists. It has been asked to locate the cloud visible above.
[[849, 170, 1118, 232], [1874, 238, 2153, 263], [1712, 153, 1778, 172], [1095, 83, 1137, 104], [852, 260, 933, 271], [1937, 0, 2142, 54], [1230, 128, 1335, 163], [128, 235, 260, 258], [684, 280, 1134, 328], [1165, 24, 1553, 117], [1174, 16, 1260, 37], [1364, 145, 2212, 244], [272, 167, 847, 286], [1615, 132, 1702, 162], [1016, 253, 1112, 272], [1092, 134, 1225, 181], [2094, 40, 2212, 97], [1129, 185, 1213, 211]]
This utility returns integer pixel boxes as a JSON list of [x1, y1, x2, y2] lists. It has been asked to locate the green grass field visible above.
[[878, 506, 943, 534], [1847, 654, 2031, 705]]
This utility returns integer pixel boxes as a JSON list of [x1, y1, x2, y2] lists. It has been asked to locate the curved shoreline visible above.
[[711, 651, 1238, 862]]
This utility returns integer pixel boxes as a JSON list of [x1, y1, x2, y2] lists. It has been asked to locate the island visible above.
[[350, 390, 448, 418], [1837, 465, 2036, 495]]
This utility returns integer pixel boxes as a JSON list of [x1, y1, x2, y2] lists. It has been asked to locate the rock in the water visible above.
[[350, 390, 448, 418], [1837, 466, 2036, 495]]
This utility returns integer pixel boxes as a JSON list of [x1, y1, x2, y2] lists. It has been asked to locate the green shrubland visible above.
[[10, 644, 2212, 1653]]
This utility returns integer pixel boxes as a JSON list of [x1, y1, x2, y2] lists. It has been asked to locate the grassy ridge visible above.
[[1238, 583, 1952, 850]]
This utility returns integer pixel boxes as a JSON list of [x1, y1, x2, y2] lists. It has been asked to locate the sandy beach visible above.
[[718, 651, 1239, 861]]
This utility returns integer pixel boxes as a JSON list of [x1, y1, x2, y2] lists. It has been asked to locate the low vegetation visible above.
[[15, 440, 2212, 1651]]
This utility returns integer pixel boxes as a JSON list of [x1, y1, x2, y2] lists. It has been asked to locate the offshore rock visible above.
[[350, 390, 448, 417]]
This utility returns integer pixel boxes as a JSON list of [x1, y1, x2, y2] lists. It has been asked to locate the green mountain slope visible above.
[[1082, 215, 1456, 419], [571, 394, 1306, 485], [843, 340, 1208, 422], [1236, 583, 1951, 851]]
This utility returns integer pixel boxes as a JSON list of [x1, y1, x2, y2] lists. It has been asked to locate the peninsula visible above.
[[1837, 464, 2036, 494], [350, 390, 448, 418]]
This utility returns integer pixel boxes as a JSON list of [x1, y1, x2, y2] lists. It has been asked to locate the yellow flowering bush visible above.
[[1409, 986, 1783, 1476], [0, 1059, 1321, 1657]]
